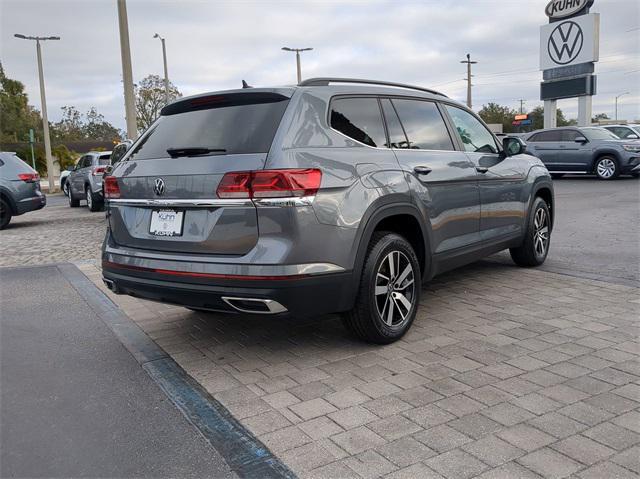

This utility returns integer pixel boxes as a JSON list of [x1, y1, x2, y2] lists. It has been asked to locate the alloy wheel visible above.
[[597, 158, 616, 179], [533, 207, 549, 258], [375, 250, 415, 327], [86, 189, 92, 209], [63, 181, 69, 196]]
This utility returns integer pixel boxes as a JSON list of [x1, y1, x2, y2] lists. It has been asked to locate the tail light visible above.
[[92, 166, 107, 176], [104, 176, 121, 199], [18, 173, 39, 182], [217, 169, 322, 199]]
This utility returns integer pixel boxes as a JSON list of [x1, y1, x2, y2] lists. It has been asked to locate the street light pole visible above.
[[14, 33, 59, 192], [614, 92, 630, 121], [117, 0, 137, 140], [281, 47, 313, 84], [154, 33, 170, 104]]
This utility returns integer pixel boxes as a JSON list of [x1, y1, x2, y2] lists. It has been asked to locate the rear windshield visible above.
[[127, 94, 289, 161]]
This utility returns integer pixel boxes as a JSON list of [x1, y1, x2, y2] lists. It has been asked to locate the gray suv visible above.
[[68, 151, 112, 211], [524, 127, 640, 179], [101, 78, 554, 343], [0, 152, 46, 229]]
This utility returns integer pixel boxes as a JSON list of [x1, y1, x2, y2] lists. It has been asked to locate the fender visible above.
[[529, 174, 555, 231], [0, 186, 17, 214], [589, 148, 622, 172], [349, 200, 433, 293]]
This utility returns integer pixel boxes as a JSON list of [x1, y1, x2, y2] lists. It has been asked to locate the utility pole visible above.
[[460, 53, 477, 109], [154, 33, 170, 104], [281, 47, 313, 84], [117, 0, 137, 139], [14, 33, 60, 192], [614, 92, 630, 121], [518, 99, 526, 114]]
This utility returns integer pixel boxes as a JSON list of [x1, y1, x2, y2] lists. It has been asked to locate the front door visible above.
[[442, 104, 526, 242], [381, 98, 481, 254]]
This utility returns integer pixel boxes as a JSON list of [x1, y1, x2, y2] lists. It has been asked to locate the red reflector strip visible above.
[[102, 260, 309, 281]]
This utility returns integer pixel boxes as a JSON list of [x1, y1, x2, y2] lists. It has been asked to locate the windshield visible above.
[[128, 94, 289, 161], [583, 128, 620, 141]]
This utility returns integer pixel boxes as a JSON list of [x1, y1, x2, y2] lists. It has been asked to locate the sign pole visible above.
[[544, 100, 557, 128], [578, 95, 592, 126], [28, 128, 36, 170]]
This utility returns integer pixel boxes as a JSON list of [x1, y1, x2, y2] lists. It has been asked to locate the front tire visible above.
[[68, 187, 80, 207], [595, 156, 619, 180], [341, 232, 421, 344], [0, 198, 12, 230], [510, 197, 551, 267]]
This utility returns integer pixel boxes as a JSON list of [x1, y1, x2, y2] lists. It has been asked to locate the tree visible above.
[[528, 106, 576, 130], [478, 103, 518, 133], [592, 113, 610, 123], [85, 107, 122, 141], [0, 62, 41, 143], [51, 106, 123, 143], [135, 74, 182, 132]]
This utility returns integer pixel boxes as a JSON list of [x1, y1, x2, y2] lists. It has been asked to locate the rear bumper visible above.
[[101, 260, 356, 318], [15, 193, 46, 215]]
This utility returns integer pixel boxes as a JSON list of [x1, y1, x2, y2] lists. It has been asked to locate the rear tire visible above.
[[68, 187, 80, 207], [341, 232, 421, 344], [594, 156, 619, 180], [510, 197, 551, 267], [86, 186, 102, 212], [0, 198, 12, 230]]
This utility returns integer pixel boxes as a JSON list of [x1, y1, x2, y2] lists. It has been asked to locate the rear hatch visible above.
[[107, 90, 291, 255]]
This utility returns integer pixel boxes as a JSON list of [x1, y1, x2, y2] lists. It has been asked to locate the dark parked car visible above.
[[67, 151, 112, 211], [101, 78, 554, 343], [602, 124, 640, 140], [0, 152, 46, 229], [524, 127, 640, 179]]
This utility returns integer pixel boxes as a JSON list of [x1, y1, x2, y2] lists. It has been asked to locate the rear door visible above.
[[107, 91, 290, 255], [384, 98, 481, 254], [526, 130, 562, 169]]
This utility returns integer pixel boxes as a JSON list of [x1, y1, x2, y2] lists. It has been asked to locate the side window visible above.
[[330, 97, 386, 148], [380, 99, 409, 149], [391, 99, 453, 150], [111, 144, 127, 165], [77, 156, 87, 168], [561, 130, 580, 141], [614, 127, 634, 139], [445, 105, 499, 154]]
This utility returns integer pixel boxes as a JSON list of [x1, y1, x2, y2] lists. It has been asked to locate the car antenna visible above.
[[242, 80, 252, 89]]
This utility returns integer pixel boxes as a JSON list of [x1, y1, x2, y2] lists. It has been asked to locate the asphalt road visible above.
[[0, 265, 236, 478], [493, 175, 640, 286]]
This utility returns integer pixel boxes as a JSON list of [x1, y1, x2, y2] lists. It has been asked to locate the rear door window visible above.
[[391, 99, 453, 150], [98, 154, 111, 165], [330, 97, 386, 148], [128, 92, 290, 160], [444, 105, 498, 154], [531, 131, 562, 142], [380, 99, 409, 149]]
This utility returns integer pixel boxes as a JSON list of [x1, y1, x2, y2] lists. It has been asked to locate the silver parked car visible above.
[[0, 152, 46, 229], [102, 78, 554, 343], [67, 151, 112, 211]]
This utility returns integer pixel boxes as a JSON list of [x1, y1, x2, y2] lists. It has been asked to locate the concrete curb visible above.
[[57, 262, 296, 479]]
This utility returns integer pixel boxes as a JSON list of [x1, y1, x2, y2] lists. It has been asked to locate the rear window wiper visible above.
[[166, 147, 227, 158]]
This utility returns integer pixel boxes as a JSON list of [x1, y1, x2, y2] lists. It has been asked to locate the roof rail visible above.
[[298, 77, 447, 97]]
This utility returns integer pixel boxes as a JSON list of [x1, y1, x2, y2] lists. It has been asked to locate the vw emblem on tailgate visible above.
[[548, 21, 584, 65], [153, 178, 166, 196]]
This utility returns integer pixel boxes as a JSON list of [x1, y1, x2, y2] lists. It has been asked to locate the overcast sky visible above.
[[1, 0, 638, 131]]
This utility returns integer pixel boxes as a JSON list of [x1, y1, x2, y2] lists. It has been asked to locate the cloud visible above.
[[1, 0, 638, 130]]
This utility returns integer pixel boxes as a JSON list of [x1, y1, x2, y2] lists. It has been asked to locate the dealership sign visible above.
[[540, 13, 599, 70], [545, 0, 594, 20]]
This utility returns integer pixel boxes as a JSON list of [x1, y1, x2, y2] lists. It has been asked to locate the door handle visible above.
[[476, 166, 489, 174], [413, 166, 432, 175]]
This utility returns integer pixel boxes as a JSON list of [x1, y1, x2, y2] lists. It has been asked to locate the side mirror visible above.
[[575, 136, 588, 143], [503, 136, 526, 156]]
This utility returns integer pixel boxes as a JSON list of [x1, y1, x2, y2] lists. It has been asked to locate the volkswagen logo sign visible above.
[[153, 178, 166, 196], [548, 20, 584, 65]]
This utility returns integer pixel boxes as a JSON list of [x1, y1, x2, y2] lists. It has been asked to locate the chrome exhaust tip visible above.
[[221, 297, 287, 314], [103, 278, 120, 294]]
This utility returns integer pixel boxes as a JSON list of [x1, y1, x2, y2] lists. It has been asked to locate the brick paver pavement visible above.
[[77, 260, 640, 479], [0, 198, 104, 267]]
